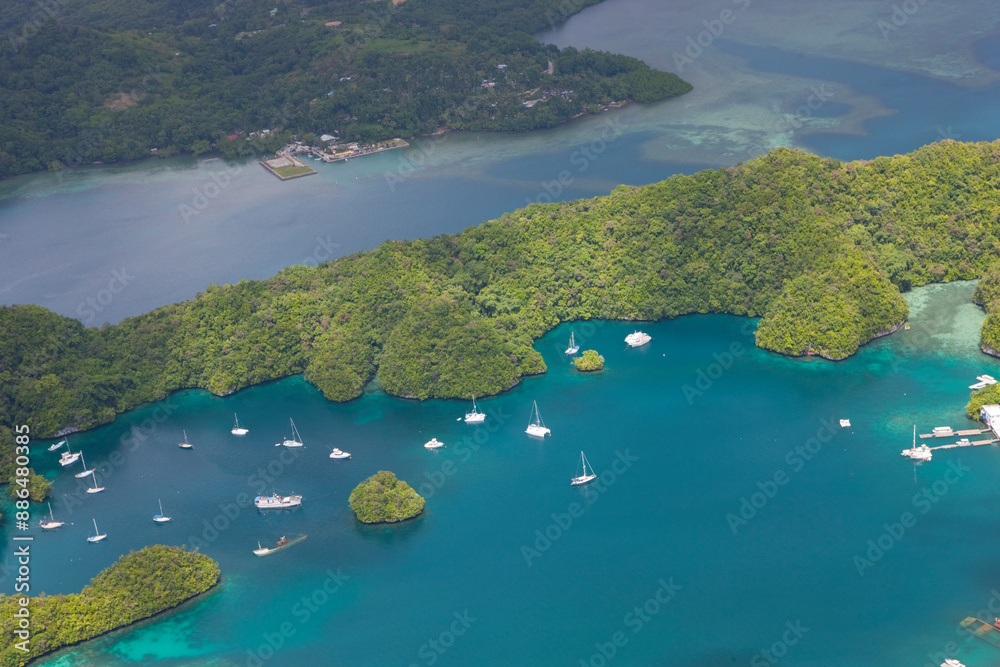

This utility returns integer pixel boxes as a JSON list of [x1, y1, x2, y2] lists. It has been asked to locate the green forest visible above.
[[349, 470, 425, 523], [3, 140, 1000, 440], [0, 0, 690, 179], [0, 545, 219, 667]]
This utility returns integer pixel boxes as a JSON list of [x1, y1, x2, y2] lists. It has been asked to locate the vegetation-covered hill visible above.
[[3, 140, 1000, 438], [0, 545, 219, 667], [0, 0, 690, 179], [349, 471, 425, 523]]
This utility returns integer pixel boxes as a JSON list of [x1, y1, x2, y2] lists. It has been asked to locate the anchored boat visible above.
[[253, 534, 307, 556], [254, 492, 303, 509]]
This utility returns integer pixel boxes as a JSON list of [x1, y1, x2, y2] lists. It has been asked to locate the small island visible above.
[[349, 471, 425, 524], [0, 545, 219, 666], [574, 350, 605, 372]]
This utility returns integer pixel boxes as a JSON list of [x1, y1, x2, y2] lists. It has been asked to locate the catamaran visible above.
[[253, 534, 307, 556], [463, 396, 486, 424], [901, 425, 932, 461], [329, 447, 351, 459], [276, 418, 304, 447], [525, 401, 551, 437], [153, 499, 172, 523], [424, 438, 445, 449], [59, 446, 81, 467], [231, 413, 249, 436], [39, 502, 65, 530], [48, 439, 67, 452], [254, 492, 303, 509], [178, 429, 193, 449], [74, 453, 96, 478], [565, 332, 579, 355], [86, 470, 105, 494], [87, 518, 107, 542], [571, 451, 597, 486], [624, 330, 652, 347]]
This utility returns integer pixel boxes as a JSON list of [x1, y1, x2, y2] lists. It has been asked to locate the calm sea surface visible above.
[[2, 0, 1000, 665]]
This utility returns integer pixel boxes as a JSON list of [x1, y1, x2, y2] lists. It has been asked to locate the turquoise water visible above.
[[7, 282, 1000, 665]]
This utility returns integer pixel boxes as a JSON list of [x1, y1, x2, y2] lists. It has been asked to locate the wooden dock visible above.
[[929, 438, 999, 451], [918, 428, 990, 439]]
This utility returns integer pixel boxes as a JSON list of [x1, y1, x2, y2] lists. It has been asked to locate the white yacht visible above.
[[901, 426, 932, 461], [624, 330, 651, 347], [153, 499, 172, 523], [39, 502, 65, 530], [254, 492, 303, 509], [571, 452, 597, 486], [178, 429, 193, 449], [276, 418, 304, 447], [59, 448, 81, 467], [329, 447, 351, 459], [565, 332, 579, 355], [87, 518, 107, 542], [424, 438, 445, 449], [463, 397, 486, 424], [74, 453, 96, 478], [86, 470, 105, 494], [231, 413, 249, 436], [525, 401, 551, 437], [48, 439, 67, 452]]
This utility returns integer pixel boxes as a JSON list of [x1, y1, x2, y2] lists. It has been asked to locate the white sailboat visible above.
[[276, 418, 304, 447], [87, 518, 107, 542], [48, 439, 67, 452], [178, 429, 193, 449], [74, 453, 96, 479], [86, 470, 105, 494], [39, 502, 65, 530], [565, 332, 579, 355], [463, 396, 486, 424], [231, 413, 249, 436], [59, 444, 81, 467], [570, 451, 597, 486], [525, 401, 551, 437], [901, 425, 932, 461], [153, 499, 171, 523]]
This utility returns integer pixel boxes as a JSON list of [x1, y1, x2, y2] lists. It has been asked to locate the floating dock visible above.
[[929, 438, 1000, 451], [918, 428, 990, 439]]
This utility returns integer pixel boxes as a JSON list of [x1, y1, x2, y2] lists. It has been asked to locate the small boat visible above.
[[86, 470, 105, 494], [231, 413, 249, 436], [463, 396, 486, 424], [276, 418, 304, 447], [253, 534, 307, 556], [932, 426, 953, 434], [74, 453, 96, 479], [329, 447, 351, 459], [48, 439, 67, 452], [153, 499, 171, 523], [179, 430, 193, 449], [87, 518, 107, 542], [525, 400, 551, 437], [901, 425, 932, 461], [979, 374, 996, 383], [941, 659, 965, 667], [59, 447, 81, 467], [624, 330, 651, 347], [254, 492, 303, 509], [39, 502, 65, 530], [956, 438, 971, 445], [565, 332, 579, 355], [839, 419, 850, 428], [424, 438, 445, 449], [970, 380, 990, 390], [571, 451, 597, 486]]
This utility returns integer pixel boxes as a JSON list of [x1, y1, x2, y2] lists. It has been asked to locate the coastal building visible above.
[[980, 404, 1000, 438]]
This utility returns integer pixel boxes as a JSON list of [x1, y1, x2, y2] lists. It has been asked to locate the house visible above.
[[982, 405, 1000, 437]]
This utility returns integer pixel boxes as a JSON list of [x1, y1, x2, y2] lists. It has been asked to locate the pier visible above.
[[917, 428, 990, 439], [928, 438, 1000, 451]]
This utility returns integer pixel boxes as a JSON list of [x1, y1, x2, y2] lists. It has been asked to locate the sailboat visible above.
[[901, 425, 932, 461], [59, 444, 82, 467], [74, 452, 96, 478], [231, 413, 249, 436], [178, 430, 193, 449], [463, 396, 486, 424], [39, 502, 65, 530], [565, 332, 579, 355], [525, 401, 551, 437], [153, 499, 171, 523], [276, 418, 304, 447], [87, 518, 107, 542], [570, 451, 597, 486], [86, 470, 105, 494], [48, 439, 67, 452]]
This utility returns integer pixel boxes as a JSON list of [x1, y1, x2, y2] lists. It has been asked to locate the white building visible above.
[[980, 404, 1000, 438]]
